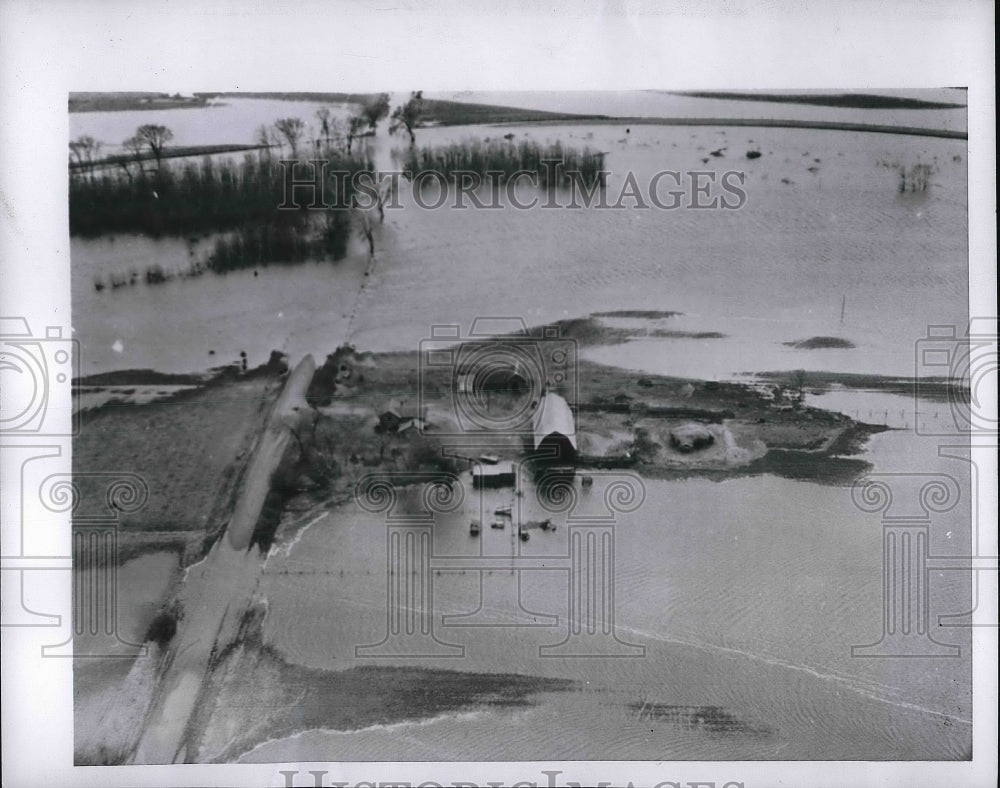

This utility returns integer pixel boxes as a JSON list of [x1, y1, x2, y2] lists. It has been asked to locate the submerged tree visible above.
[[389, 90, 424, 146], [315, 107, 348, 154], [134, 124, 174, 168], [360, 92, 391, 133], [274, 117, 306, 159], [69, 135, 102, 177], [118, 135, 146, 181], [315, 106, 334, 148], [254, 123, 279, 158], [346, 115, 367, 155]]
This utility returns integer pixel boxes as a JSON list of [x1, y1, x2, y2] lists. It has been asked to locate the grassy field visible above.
[[69, 92, 211, 112], [74, 373, 282, 542]]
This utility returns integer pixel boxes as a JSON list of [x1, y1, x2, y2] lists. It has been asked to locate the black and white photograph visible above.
[[1, 2, 996, 787]]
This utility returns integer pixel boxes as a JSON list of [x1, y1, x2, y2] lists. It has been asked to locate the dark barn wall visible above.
[[536, 432, 576, 464]]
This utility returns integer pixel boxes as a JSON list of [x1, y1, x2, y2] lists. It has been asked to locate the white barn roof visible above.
[[532, 392, 577, 451]]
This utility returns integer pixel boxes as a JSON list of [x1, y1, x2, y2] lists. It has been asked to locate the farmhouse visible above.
[[378, 400, 427, 433]]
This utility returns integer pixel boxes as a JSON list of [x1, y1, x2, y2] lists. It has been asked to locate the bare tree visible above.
[[69, 135, 102, 178], [389, 91, 424, 146], [360, 93, 391, 134], [315, 107, 333, 147], [118, 135, 145, 181], [274, 117, 305, 159], [134, 124, 174, 168], [346, 115, 366, 155], [254, 123, 278, 158], [314, 108, 350, 154], [326, 117, 348, 154]]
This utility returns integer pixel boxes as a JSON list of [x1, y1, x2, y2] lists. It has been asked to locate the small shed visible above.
[[472, 462, 516, 488]]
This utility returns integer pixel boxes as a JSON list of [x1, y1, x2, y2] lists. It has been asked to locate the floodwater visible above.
[[71, 95, 967, 379], [70, 94, 972, 762], [245, 419, 971, 761]]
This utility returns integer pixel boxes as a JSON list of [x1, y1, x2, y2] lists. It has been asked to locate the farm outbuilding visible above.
[[532, 392, 577, 463], [472, 462, 516, 488]]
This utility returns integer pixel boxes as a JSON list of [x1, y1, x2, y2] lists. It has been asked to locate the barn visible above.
[[532, 391, 577, 463]]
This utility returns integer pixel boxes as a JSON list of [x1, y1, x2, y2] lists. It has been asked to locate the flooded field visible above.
[[231, 425, 970, 762], [69, 92, 973, 763], [71, 96, 967, 380]]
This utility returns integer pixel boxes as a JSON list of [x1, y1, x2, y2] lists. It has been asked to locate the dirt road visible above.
[[130, 356, 315, 764]]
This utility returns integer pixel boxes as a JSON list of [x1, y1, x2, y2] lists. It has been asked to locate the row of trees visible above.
[[70, 124, 174, 180], [257, 91, 425, 158], [70, 91, 426, 177]]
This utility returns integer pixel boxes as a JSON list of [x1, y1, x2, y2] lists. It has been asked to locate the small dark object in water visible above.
[[784, 336, 855, 350], [701, 158, 710, 164], [746, 150, 762, 160], [710, 148, 726, 157], [254, 270, 259, 277], [208, 349, 215, 355]]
